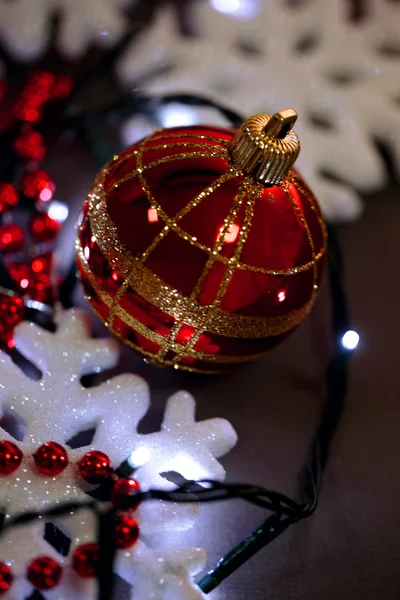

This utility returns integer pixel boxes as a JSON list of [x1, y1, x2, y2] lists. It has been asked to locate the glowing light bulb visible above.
[[341, 330, 359, 350], [158, 104, 197, 128], [129, 447, 151, 469], [47, 201, 69, 222], [210, 0, 262, 20]]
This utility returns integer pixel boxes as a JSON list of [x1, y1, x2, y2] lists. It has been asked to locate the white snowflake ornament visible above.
[[0, 309, 237, 599], [0, 0, 132, 61], [118, 0, 400, 222]]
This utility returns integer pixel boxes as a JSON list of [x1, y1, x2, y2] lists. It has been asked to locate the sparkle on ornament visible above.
[[218, 223, 240, 244], [277, 290, 286, 303], [147, 207, 159, 223], [341, 330, 359, 350]]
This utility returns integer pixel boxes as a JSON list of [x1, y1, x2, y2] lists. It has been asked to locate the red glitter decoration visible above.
[[0, 293, 25, 346], [0, 440, 23, 475], [21, 169, 55, 200], [33, 441, 69, 476], [26, 556, 62, 590], [77, 124, 327, 373], [0, 562, 13, 595], [114, 514, 140, 549], [72, 543, 99, 578], [29, 213, 61, 243], [13, 130, 45, 162], [0, 183, 19, 213], [0, 224, 25, 253], [77, 450, 112, 484], [111, 478, 141, 510]]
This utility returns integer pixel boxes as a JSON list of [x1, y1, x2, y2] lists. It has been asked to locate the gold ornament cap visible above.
[[229, 109, 300, 185]]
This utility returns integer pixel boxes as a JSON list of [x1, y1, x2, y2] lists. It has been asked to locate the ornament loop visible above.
[[229, 110, 300, 185]]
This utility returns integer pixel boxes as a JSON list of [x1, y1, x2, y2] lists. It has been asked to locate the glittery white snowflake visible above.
[[0, 0, 132, 61], [118, 0, 400, 222], [0, 309, 237, 599]]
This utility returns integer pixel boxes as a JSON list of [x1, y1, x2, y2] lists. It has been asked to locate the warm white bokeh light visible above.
[[341, 330, 359, 350]]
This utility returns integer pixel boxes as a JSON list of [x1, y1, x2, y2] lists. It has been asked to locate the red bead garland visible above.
[[29, 213, 61, 243], [72, 543, 99, 578], [77, 450, 112, 484], [13, 130, 46, 162], [111, 478, 141, 510], [0, 293, 25, 346], [21, 169, 55, 201], [26, 556, 62, 590], [33, 441, 69, 476], [0, 562, 13, 595], [0, 183, 19, 213], [0, 224, 25, 253], [0, 440, 23, 475], [114, 514, 140, 549]]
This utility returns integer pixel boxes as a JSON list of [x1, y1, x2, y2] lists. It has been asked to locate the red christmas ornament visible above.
[[0, 183, 19, 213], [33, 441, 69, 476], [0, 292, 25, 346], [111, 478, 141, 510], [14, 130, 45, 162], [29, 213, 61, 243], [26, 556, 62, 590], [0, 224, 25, 253], [77, 450, 112, 484], [21, 169, 55, 201], [72, 543, 99, 578], [77, 110, 326, 373], [114, 514, 140, 549], [0, 562, 13, 595], [0, 440, 23, 474]]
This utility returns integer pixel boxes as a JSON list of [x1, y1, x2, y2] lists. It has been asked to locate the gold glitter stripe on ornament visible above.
[[286, 171, 328, 250], [77, 246, 276, 366], [161, 176, 251, 363], [279, 180, 319, 303], [108, 150, 228, 194], [172, 179, 260, 364], [89, 165, 324, 279], [149, 132, 231, 144], [86, 182, 312, 338]]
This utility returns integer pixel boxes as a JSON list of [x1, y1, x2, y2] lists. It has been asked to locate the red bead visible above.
[[77, 124, 327, 373], [72, 543, 99, 578], [24, 71, 55, 104], [0, 183, 19, 213], [52, 75, 74, 99], [26, 556, 62, 590], [21, 169, 55, 201], [0, 562, 13, 595], [114, 514, 139, 549], [14, 99, 43, 123], [0, 440, 23, 474], [6, 254, 55, 305], [33, 442, 68, 476], [77, 450, 112, 484], [29, 213, 61, 243], [0, 224, 25, 253], [0, 293, 25, 346], [111, 478, 141, 510], [14, 130, 45, 161]]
